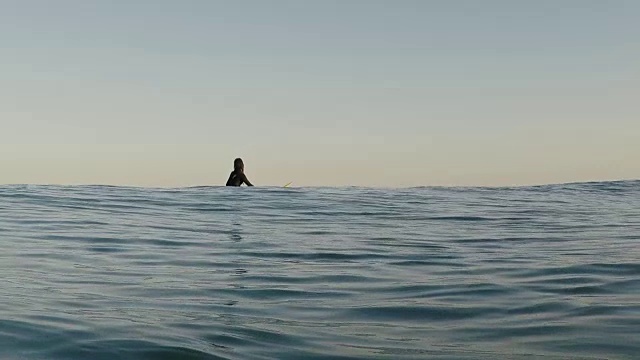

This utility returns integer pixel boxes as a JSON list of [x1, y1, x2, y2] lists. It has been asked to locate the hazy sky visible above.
[[1, 1, 638, 187]]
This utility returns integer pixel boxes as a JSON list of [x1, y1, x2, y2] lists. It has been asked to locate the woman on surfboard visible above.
[[226, 158, 254, 187]]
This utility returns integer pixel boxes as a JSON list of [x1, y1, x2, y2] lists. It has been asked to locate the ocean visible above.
[[0, 181, 638, 359]]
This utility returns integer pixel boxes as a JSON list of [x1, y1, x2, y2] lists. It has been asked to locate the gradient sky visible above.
[[1, 0, 638, 187]]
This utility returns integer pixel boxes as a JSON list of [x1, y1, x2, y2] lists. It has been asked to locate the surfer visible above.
[[226, 158, 254, 187]]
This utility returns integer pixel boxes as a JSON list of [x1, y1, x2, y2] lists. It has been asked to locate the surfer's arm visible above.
[[242, 174, 254, 187]]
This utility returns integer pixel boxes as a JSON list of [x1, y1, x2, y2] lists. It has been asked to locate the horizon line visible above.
[[1, 178, 638, 190]]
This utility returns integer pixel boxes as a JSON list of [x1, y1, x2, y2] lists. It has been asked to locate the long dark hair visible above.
[[234, 158, 244, 170]]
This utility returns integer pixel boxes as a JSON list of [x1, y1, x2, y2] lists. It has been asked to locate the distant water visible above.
[[1, 181, 639, 360]]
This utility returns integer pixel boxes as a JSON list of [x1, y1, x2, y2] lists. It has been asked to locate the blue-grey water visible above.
[[1, 181, 639, 360]]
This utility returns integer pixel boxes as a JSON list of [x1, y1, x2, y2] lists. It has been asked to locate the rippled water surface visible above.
[[1, 181, 639, 359]]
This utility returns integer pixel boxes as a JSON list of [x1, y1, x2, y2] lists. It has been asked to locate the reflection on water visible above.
[[230, 220, 243, 242]]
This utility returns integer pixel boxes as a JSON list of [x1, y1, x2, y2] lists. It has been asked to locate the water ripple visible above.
[[0, 181, 639, 359]]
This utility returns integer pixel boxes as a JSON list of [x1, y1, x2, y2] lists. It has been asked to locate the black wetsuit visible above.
[[226, 171, 253, 187]]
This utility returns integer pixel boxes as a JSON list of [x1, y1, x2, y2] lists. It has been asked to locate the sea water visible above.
[[0, 181, 638, 359]]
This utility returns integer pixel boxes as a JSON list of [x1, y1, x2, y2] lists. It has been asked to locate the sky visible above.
[[1, 0, 638, 187]]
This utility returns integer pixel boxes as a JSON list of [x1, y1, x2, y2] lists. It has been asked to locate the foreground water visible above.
[[0, 181, 638, 359]]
